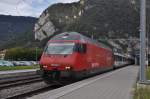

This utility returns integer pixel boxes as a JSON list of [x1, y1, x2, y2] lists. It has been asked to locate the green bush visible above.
[[0, 65, 39, 71], [5, 47, 43, 61], [134, 87, 150, 99], [147, 67, 150, 80]]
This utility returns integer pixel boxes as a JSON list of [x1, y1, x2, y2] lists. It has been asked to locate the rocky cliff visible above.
[[34, 0, 150, 52], [35, 0, 149, 41]]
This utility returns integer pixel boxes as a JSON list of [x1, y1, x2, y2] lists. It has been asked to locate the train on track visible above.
[[39, 32, 134, 82]]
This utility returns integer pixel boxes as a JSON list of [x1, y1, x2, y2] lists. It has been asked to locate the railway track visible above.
[[7, 83, 63, 99], [0, 66, 129, 99], [0, 74, 69, 99], [0, 74, 42, 89], [6, 66, 128, 99]]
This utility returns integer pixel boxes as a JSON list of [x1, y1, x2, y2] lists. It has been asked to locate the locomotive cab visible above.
[[40, 40, 87, 80]]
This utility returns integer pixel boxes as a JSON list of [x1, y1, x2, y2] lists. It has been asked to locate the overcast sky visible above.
[[0, 0, 79, 17]]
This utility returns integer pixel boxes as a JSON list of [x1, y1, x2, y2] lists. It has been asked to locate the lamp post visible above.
[[35, 47, 38, 62], [91, 32, 94, 39], [139, 0, 147, 83]]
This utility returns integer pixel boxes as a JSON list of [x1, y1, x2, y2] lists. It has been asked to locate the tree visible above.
[[5, 47, 42, 61]]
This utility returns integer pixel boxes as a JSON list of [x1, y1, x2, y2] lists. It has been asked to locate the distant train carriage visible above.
[[114, 53, 134, 68]]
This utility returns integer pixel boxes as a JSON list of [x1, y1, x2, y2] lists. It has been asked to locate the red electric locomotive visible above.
[[39, 32, 114, 81]]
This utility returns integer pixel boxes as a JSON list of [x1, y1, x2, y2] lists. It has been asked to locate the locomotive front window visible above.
[[45, 43, 75, 55]]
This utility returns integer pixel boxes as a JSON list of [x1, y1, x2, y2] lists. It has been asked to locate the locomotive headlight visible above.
[[43, 65, 48, 68], [65, 66, 71, 70]]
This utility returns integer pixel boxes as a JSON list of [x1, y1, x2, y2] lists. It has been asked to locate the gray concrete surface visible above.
[[29, 66, 138, 99], [0, 69, 38, 79], [0, 69, 37, 75]]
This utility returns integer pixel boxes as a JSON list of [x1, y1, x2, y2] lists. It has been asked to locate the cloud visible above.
[[0, 2, 19, 15], [0, 0, 80, 17], [0, 0, 20, 5], [56, 0, 79, 3]]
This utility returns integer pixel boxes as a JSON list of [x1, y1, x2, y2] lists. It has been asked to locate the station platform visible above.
[[29, 66, 138, 99], [0, 69, 37, 75], [0, 69, 38, 79]]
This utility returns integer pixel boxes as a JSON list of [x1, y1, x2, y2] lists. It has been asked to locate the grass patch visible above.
[[134, 87, 150, 99], [0, 65, 39, 71], [147, 67, 150, 80], [133, 67, 150, 99]]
